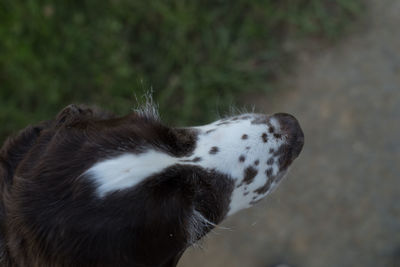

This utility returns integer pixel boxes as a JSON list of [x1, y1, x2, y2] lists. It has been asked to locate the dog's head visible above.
[[1, 104, 303, 266]]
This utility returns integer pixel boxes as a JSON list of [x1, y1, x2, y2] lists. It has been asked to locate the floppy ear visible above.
[[55, 104, 92, 127], [0, 120, 52, 266], [56, 104, 115, 127], [0, 123, 49, 186]]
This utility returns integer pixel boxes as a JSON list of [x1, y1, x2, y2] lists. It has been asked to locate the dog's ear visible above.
[[56, 104, 91, 127], [0, 122, 51, 266], [0, 123, 49, 186], [56, 104, 115, 127]]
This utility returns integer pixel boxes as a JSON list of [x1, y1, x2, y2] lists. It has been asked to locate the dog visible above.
[[0, 104, 304, 267]]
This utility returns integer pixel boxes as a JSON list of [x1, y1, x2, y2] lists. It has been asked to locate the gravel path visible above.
[[179, 0, 400, 266]]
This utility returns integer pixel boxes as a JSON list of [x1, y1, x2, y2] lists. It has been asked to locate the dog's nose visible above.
[[272, 113, 304, 159]]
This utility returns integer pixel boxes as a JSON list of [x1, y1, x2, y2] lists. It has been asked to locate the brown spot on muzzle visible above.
[[205, 129, 216, 134], [181, 157, 202, 163], [216, 121, 231, 126], [243, 166, 258, 185], [251, 116, 268, 125], [265, 168, 273, 178], [254, 177, 273, 195], [269, 126, 275, 133], [209, 146, 219, 154], [261, 133, 268, 143]]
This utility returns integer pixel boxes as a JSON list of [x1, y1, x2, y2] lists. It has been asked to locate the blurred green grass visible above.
[[0, 0, 362, 143]]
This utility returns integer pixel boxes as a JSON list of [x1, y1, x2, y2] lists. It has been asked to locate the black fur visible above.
[[0, 105, 234, 267]]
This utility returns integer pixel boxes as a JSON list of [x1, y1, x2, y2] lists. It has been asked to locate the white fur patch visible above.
[[85, 151, 176, 197], [84, 113, 288, 216], [192, 115, 287, 215]]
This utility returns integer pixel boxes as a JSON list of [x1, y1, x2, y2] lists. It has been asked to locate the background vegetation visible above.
[[0, 0, 362, 143]]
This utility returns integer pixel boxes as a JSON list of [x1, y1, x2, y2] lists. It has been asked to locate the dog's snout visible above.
[[272, 113, 304, 159]]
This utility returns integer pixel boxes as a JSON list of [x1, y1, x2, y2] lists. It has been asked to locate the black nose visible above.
[[272, 113, 304, 159]]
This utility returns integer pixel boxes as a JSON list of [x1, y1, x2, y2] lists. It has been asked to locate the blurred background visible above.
[[1, 0, 399, 266]]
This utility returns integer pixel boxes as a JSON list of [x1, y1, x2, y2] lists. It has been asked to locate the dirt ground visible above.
[[179, 0, 400, 266]]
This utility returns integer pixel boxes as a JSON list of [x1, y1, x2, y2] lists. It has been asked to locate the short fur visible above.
[[0, 104, 303, 267], [0, 105, 234, 267]]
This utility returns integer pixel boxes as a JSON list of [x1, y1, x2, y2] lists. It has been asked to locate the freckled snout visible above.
[[190, 112, 304, 216], [272, 113, 304, 164]]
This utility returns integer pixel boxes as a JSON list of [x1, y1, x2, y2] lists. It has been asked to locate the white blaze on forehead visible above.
[[85, 151, 177, 197], [84, 114, 288, 216]]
